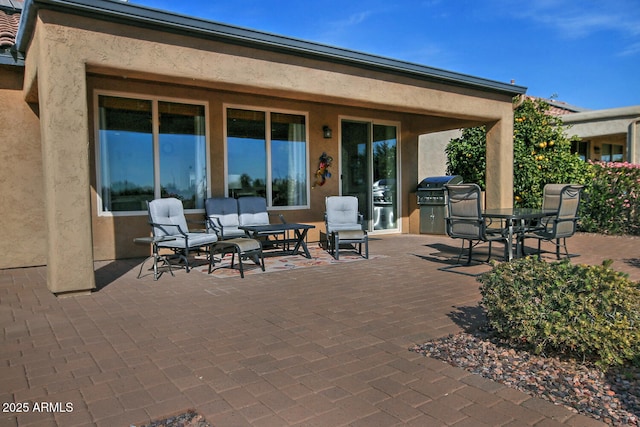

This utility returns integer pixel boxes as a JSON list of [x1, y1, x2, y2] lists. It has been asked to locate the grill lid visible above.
[[417, 175, 463, 190]]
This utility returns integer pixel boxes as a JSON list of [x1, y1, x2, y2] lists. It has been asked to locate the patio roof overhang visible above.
[[15, 0, 527, 98]]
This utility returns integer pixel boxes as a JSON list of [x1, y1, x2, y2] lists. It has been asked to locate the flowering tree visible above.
[[580, 162, 640, 235], [446, 97, 589, 208]]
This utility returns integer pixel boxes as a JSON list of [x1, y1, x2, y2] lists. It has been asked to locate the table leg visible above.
[[291, 229, 312, 258], [506, 219, 514, 262], [137, 243, 174, 280], [515, 219, 526, 258]]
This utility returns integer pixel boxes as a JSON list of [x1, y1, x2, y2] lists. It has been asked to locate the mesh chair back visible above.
[[325, 196, 361, 233], [148, 198, 189, 237], [444, 184, 483, 239], [237, 196, 270, 226], [555, 185, 583, 237], [541, 184, 566, 211], [205, 197, 240, 230]]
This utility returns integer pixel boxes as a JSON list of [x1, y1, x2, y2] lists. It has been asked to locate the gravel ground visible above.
[[137, 410, 212, 427], [410, 330, 640, 426]]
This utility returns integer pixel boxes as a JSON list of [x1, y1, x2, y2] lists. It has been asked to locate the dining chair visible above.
[[444, 183, 508, 264], [525, 184, 567, 234], [147, 198, 219, 272], [526, 184, 583, 259]]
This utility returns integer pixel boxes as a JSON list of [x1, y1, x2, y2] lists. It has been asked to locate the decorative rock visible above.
[[410, 331, 640, 426]]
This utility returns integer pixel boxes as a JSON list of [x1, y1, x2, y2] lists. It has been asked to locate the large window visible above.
[[97, 94, 208, 213], [571, 140, 590, 161], [226, 107, 308, 207], [600, 143, 624, 162]]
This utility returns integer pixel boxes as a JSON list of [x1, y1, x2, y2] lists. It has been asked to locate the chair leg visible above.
[[537, 239, 542, 260], [364, 237, 369, 259], [237, 248, 245, 279], [257, 249, 265, 272], [562, 238, 570, 258], [455, 240, 465, 264], [466, 240, 473, 265], [486, 241, 493, 262]]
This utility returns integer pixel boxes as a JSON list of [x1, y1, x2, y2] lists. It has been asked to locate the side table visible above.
[[133, 236, 177, 280]]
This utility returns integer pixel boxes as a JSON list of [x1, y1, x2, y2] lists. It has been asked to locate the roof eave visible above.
[[16, 0, 527, 97], [0, 47, 24, 66]]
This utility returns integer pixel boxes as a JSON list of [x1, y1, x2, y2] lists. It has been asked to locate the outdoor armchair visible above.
[[205, 197, 247, 239], [444, 183, 508, 264], [147, 197, 218, 272], [204, 196, 266, 277], [237, 196, 286, 245], [324, 196, 368, 260]]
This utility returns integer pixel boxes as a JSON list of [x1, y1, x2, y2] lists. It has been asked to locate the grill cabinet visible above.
[[417, 175, 463, 234]]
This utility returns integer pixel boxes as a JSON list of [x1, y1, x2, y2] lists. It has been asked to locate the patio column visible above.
[[485, 117, 514, 209], [35, 41, 95, 294]]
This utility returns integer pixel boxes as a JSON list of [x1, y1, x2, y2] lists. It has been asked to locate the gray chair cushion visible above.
[[205, 197, 246, 238], [237, 196, 270, 226], [326, 196, 362, 234], [149, 198, 218, 247], [157, 232, 218, 249], [148, 198, 190, 237]]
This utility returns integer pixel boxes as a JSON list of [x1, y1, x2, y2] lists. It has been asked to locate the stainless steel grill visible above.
[[416, 175, 463, 234]]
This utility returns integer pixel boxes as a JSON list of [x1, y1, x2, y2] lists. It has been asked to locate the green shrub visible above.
[[478, 258, 640, 367], [580, 161, 640, 236]]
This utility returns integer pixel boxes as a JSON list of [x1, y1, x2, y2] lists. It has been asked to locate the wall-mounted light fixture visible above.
[[322, 125, 332, 139]]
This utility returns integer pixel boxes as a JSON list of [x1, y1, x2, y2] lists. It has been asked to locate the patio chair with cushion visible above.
[[205, 197, 247, 240], [444, 183, 508, 264], [204, 196, 266, 278], [147, 197, 219, 272], [525, 184, 583, 259], [237, 196, 286, 246], [325, 196, 368, 260]]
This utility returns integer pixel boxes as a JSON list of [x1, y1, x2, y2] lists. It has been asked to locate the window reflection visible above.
[[98, 95, 208, 212], [226, 108, 307, 207], [98, 97, 154, 212], [159, 102, 206, 209]]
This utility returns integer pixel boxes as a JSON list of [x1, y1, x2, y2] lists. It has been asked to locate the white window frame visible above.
[[223, 104, 310, 210], [94, 90, 211, 217]]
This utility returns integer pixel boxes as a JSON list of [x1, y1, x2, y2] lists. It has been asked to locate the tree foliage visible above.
[[446, 97, 589, 207]]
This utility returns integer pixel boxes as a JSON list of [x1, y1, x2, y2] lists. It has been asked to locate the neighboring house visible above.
[[418, 97, 640, 188], [563, 106, 640, 165], [525, 96, 640, 165], [0, 0, 526, 294]]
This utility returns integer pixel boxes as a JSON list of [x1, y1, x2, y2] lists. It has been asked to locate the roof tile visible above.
[[0, 9, 20, 49]]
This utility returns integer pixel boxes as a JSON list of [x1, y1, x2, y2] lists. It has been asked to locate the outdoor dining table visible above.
[[239, 223, 316, 259], [483, 208, 557, 261]]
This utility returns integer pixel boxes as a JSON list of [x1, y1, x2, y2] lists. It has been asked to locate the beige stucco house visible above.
[[563, 106, 640, 164], [0, 0, 526, 295]]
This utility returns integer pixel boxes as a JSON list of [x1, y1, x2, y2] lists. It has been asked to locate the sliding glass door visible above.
[[341, 120, 398, 231]]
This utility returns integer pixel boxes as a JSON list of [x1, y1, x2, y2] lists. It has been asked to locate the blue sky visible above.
[[129, 0, 639, 110]]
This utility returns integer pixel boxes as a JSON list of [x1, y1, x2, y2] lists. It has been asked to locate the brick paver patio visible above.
[[1, 233, 638, 426]]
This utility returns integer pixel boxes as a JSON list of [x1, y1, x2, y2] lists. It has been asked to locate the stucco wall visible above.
[[0, 65, 45, 269], [418, 129, 462, 180], [87, 75, 427, 260], [14, 9, 516, 292]]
